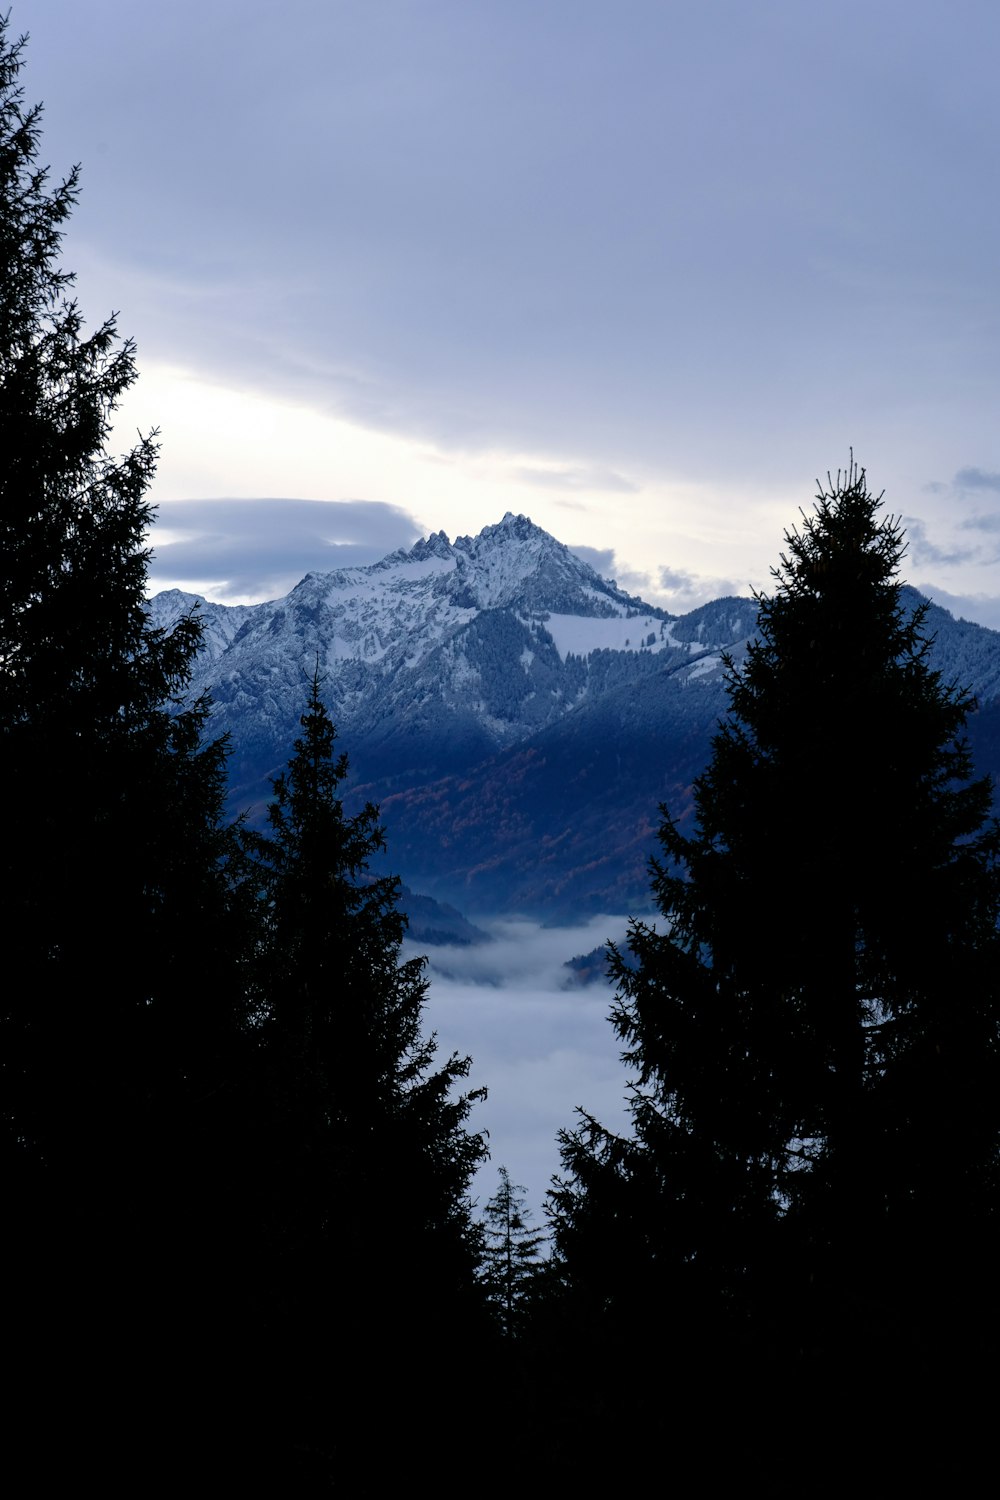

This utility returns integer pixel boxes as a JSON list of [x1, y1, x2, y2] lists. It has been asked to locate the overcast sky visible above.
[[21, 1, 1000, 621]]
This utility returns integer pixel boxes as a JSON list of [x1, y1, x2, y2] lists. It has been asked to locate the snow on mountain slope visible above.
[[145, 513, 760, 816], [543, 612, 673, 659], [146, 589, 263, 663], [155, 513, 654, 680], [145, 514, 1000, 912]]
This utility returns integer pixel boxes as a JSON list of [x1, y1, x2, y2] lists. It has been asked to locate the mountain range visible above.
[[150, 513, 1000, 918]]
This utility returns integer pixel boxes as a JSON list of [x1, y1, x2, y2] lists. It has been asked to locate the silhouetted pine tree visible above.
[[0, 9, 237, 1151], [550, 462, 1000, 1485], [480, 1165, 547, 1336], [0, 21, 247, 1474], [243, 677, 489, 1471]]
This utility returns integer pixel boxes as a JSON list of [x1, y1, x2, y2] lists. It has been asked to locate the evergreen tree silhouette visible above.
[[244, 676, 489, 1472], [0, 12, 234, 1164], [0, 20, 245, 1475], [551, 462, 1000, 1485], [480, 1165, 547, 1336]]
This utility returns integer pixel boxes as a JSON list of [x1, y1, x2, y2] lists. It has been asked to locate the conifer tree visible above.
[[0, 15, 235, 1174], [551, 462, 1000, 1466], [0, 19, 251, 1476], [480, 1166, 547, 1337], [248, 677, 488, 1375]]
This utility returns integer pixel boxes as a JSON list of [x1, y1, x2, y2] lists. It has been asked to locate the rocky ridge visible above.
[[149, 515, 1000, 916]]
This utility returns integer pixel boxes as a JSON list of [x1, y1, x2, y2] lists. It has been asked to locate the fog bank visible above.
[[403, 915, 635, 1226]]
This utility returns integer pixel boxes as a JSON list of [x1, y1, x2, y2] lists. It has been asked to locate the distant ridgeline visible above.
[[150, 513, 1000, 918]]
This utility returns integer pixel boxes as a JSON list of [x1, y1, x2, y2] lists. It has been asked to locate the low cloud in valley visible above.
[[402, 916, 636, 1220]]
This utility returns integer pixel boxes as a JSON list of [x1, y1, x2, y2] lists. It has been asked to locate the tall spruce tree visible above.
[[0, 24, 244, 1462], [550, 462, 1000, 1476], [480, 1165, 547, 1337], [243, 676, 489, 1464], [0, 14, 232, 1157]]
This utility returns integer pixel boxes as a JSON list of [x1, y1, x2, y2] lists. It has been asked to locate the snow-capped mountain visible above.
[[150, 514, 1000, 916], [151, 510, 676, 671], [150, 514, 752, 816]]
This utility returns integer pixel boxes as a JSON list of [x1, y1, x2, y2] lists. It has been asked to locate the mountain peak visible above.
[[403, 529, 454, 563], [383, 512, 649, 617], [497, 510, 542, 537], [459, 512, 552, 549]]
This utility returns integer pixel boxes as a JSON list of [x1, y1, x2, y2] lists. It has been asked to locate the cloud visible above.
[[958, 512, 1000, 535], [919, 469, 1000, 511], [148, 497, 422, 602], [561, 552, 749, 614], [658, 565, 699, 592], [514, 465, 638, 494], [615, 566, 662, 597], [566, 543, 661, 600], [954, 468, 1000, 493], [901, 516, 978, 568], [28, 0, 1000, 521], [403, 916, 634, 1215], [408, 914, 630, 994], [654, 564, 744, 611], [569, 544, 617, 578], [560, 553, 749, 615], [567, 544, 701, 604]]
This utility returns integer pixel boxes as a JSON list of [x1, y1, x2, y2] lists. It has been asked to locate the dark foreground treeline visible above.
[[4, 22, 1000, 1491]]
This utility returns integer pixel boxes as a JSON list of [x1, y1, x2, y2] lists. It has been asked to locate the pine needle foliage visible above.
[[0, 13, 232, 1179], [1, 21, 245, 1477], [552, 461, 1000, 1377], [480, 1165, 547, 1336], [250, 674, 489, 1347]]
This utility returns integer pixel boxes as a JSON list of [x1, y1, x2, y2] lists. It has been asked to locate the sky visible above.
[[20, 1, 1000, 623]]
